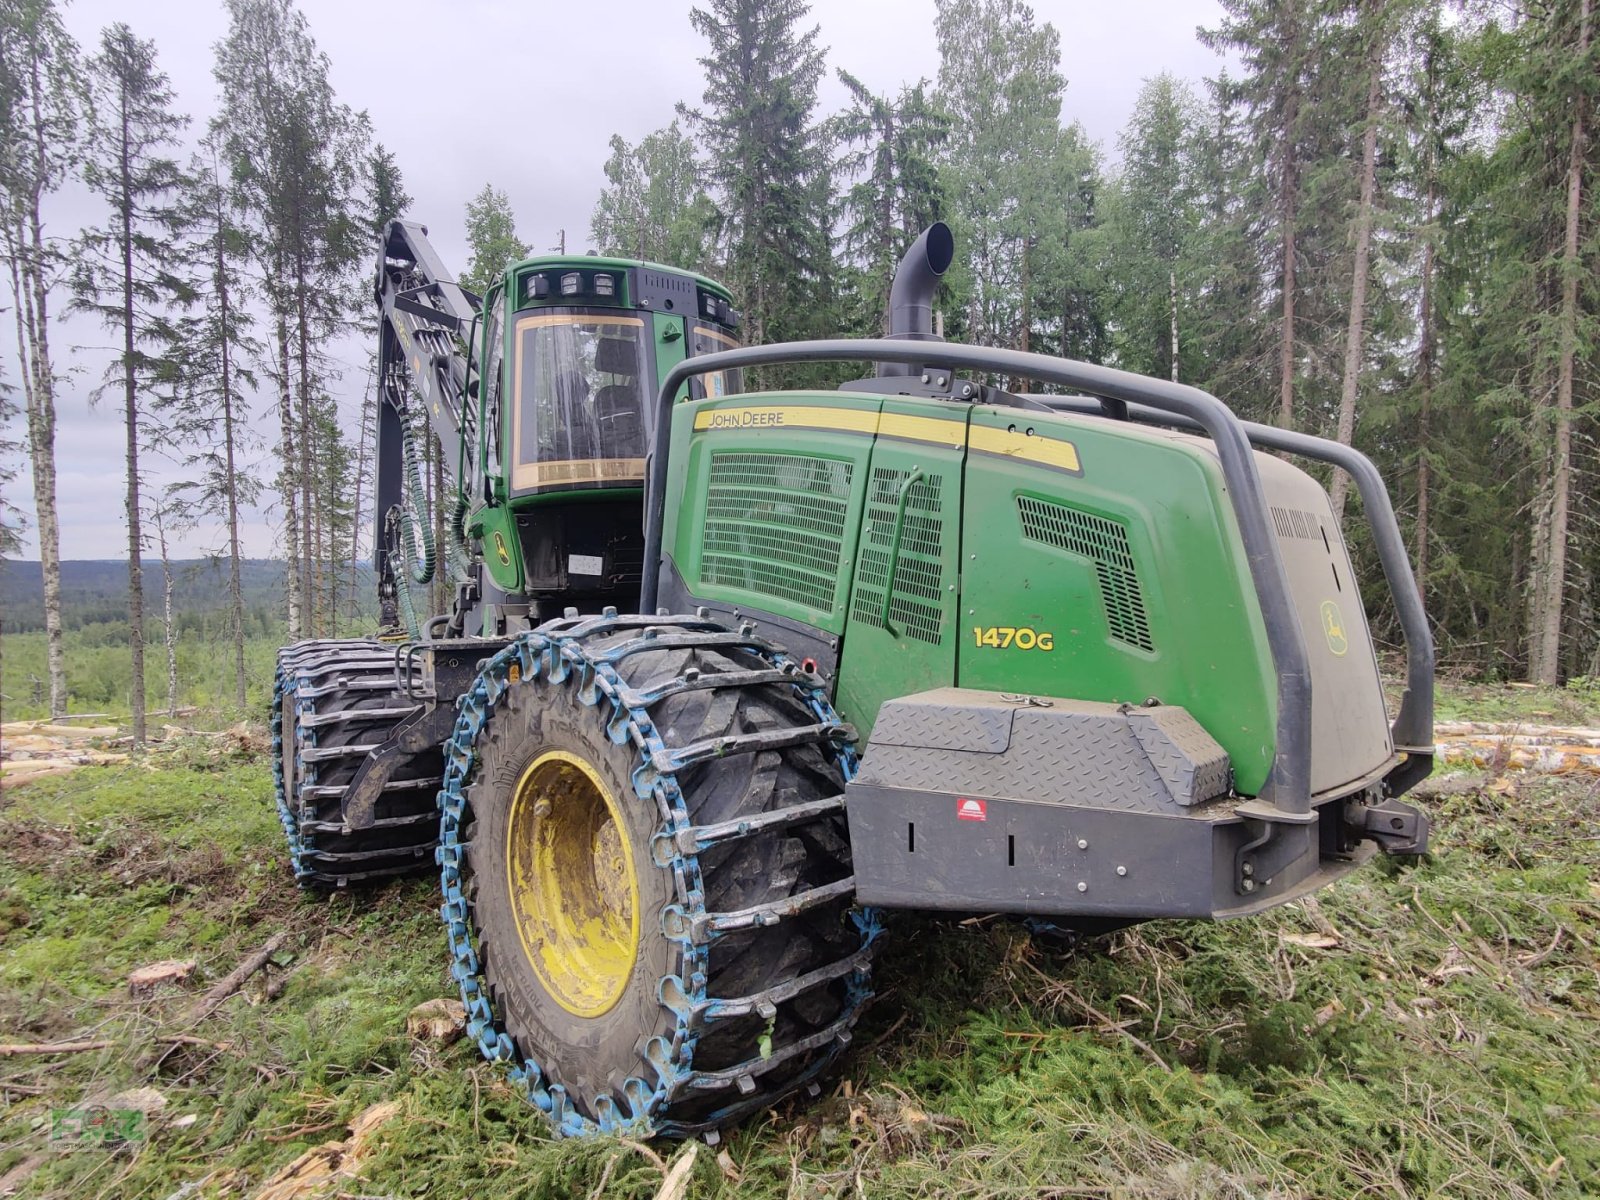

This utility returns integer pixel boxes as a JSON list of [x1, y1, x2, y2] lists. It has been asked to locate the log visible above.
[[0, 1040, 112, 1056], [186, 932, 288, 1023]]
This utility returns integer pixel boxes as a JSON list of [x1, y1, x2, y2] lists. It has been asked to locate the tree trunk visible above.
[[216, 197, 248, 710], [348, 365, 373, 631], [1330, 25, 1385, 519], [277, 314, 302, 641], [118, 82, 147, 746], [155, 507, 178, 717], [1169, 269, 1179, 383], [19, 57, 67, 718], [1414, 170, 1438, 592], [1527, 0, 1589, 684], [1414, 109, 1440, 598], [1276, 92, 1300, 429], [294, 194, 314, 635]]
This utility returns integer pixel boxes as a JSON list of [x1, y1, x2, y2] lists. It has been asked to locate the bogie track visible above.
[[272, 639, 443, 887]]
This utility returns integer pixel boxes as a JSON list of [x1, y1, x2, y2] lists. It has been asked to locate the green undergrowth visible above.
[[1429, 675, 1600, 727], [1, 747, 1596, 1198]]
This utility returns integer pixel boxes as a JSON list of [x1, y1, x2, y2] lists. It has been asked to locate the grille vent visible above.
[[1271, 505, 1324, 542], [851, 468, 946, 644], [1017, 496, 1154, 652], [701, 452, 853, 612]]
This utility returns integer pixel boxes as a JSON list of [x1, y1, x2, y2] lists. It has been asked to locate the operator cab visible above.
[[463, 258, 740, 633]]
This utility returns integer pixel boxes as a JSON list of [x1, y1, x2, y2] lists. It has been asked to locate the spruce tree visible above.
[[160, 134, 261, 712], [72, 22, 193, 746], [682, 0, 833, 350], [830, 71, 948, 336], [1102, 74, 1203, 379], [366, 142, 411, 231]]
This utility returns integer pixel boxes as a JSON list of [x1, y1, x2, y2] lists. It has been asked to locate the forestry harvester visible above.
[[273, 220, 1435, 1139]]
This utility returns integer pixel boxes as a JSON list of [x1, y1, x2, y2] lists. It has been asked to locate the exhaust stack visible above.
[[879, 222, 954, 377]]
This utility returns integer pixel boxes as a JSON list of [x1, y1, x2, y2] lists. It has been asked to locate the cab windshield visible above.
[[511, 312, 648, 492]]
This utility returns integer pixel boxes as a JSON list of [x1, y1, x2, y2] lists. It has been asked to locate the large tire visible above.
[[272, 640, 442, 887], [439, 613, 877, 1138]]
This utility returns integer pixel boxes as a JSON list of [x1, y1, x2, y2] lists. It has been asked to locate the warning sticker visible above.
[[956, 797, 988, 822]]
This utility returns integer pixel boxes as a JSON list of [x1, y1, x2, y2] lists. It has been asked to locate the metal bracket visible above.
[[1345, 796, 1430, 856]]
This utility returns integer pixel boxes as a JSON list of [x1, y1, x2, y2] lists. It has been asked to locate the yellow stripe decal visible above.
[[693, 404, 880, 435], [693, 402, 1081, 472], [879, 411, 966, 448], [969, 425, 1082, 474]]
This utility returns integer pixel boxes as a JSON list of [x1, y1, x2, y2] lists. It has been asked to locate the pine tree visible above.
[[590, 121, 718, 272], [0, 0, 86, 717], [462, 184, 528, 296], [682, 0, 833, 350], [1329, 0, 1402, 517], [71, 22, 192, 746], [1517, 0, 1595, 682]]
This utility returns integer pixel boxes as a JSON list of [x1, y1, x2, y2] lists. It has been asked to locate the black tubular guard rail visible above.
[[1033, 395, 1434, 757], [646, 340, 1434, 821]]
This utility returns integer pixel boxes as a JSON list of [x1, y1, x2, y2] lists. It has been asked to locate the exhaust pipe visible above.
[[879, 222, 954, 377]]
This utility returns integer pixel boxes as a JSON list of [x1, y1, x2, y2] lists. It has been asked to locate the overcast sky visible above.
[[4, 0, 1227, 562]]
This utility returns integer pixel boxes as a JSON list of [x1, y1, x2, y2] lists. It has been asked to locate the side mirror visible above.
[[467, 378, 479, 400]]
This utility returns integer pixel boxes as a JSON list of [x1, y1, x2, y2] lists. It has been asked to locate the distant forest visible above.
[[0, 558, 360, 635]]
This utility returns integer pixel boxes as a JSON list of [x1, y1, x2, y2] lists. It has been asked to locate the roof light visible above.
[[526, 274, 549, 300], [593, 273, 615, 297], [560, 272, 581, 296]]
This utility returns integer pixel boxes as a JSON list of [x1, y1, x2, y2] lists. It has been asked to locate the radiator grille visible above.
[[701, 452, 853, 612], [1018, 496, 1154, 652], [851, 468, 946, 644]]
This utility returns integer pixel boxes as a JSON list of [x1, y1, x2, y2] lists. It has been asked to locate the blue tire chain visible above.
[[435, 611, 883, 1139]]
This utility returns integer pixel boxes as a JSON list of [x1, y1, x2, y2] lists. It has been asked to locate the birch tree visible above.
[[0, 0, 85, 717]]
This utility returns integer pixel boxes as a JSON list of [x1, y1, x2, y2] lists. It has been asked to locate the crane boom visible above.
[[373, 220, 480, 627]]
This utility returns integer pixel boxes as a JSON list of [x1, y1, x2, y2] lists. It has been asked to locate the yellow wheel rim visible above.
[[505, 750, 640, 1018]]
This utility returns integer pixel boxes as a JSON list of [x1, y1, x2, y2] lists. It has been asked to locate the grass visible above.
[[1, 726, 1597, 1197]]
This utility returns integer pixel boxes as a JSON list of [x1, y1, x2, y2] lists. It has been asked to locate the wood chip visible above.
[[652, 1143, 698, 1200], [1280, 931, 1341, 949]]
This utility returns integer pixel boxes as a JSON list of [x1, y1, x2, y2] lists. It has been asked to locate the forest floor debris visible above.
[[0, 680, 1595, 1198]]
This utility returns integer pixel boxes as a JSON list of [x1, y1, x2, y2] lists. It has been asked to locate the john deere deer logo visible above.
[[493, 530, 511, 567], [1320, 600, 1349, 657]]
